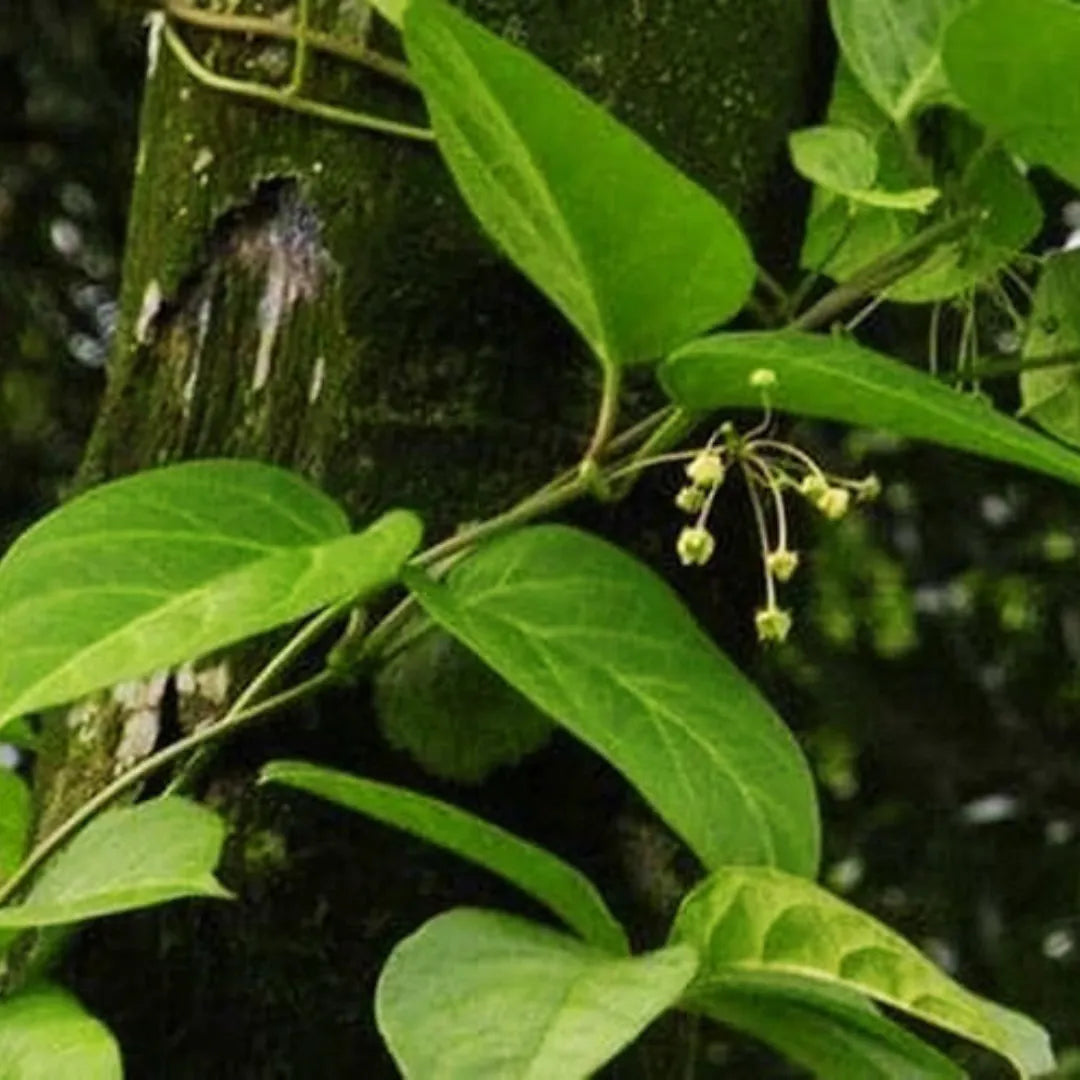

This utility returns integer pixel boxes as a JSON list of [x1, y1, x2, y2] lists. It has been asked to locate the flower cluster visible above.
[[671, 368, 879, 645]]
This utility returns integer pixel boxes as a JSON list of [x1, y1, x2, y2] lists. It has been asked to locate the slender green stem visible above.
[[163, 23, 433, 142], [584, 364, 622, 462], [414, 473, 590, 570], [928, 301, 942, 377], [0, 667, 336, 907], [164, 0, 416, 87], [741, 461, 776, 608], [604, 405, 678, 458], [756, 263, 790, 310], [287, 0, 312, 95], [946, 350, 1080, 384], [791, 211, 980, 332], [165, 604, 348, 795], [789, 214, 854, 314]]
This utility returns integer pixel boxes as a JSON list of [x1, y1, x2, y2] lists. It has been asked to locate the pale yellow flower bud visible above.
[[816, 487, 851, 520], [685, 450, 725, 488], [799, 473, 829, 500], [755, 606, 793, 644], [766, 548, 800, 583], [677, 525, 716, 567], [749, 368, 777, 390], [674, 485, 706, 514], [856, 473, 882, 502]]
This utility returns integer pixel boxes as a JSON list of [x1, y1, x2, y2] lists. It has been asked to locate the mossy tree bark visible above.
[[40, 1, 818, 1075]]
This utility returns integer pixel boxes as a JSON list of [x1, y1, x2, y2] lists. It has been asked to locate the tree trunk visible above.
[[41, 1, 818, 1075]]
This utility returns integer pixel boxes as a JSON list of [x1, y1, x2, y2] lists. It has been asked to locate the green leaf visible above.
[[0, 460, 422, 729], [373, 621, 553, 784], [829, 0, 966, 123], [886, 145, 1042, 303], [0, 798, 229, 928], [800, 62, 925, 280], [261, 760, 628, 954], [670, 867, 1054, 1078], [0, 984, 121, 1080], [945, 0, 1080, 189], [376, 909, 697, 1079], [661, 331, 1080, 489], [789, 125, 938, 214], [791, 126, 880, 195], [0, 769, 31, 883], [695, 972, 966, 1079], [1020, 250, 1080, 446], [402, 0, 754, 368], [405, 526, 820, 877]]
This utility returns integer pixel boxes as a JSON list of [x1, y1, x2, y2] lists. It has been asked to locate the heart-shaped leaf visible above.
[[0, 460, 421, 729], [945, 0, 1080, 189], [670, 867, 1054, 1078], [403, 0, 754, 368], [0, 984, 121, 1080], [661, 331, 1080, 489], [0, 798, 229, 928], [376, 909, 697, 1079], [406, 525, 820, 877], [261, 761, 627, 954]]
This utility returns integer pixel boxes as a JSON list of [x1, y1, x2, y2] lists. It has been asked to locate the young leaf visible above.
[[945, 0, 1080, 189], [405, 526, 821, 878], [376, 909, 697, 1079], [791, 126, 880, 195], [0, 769, 31, 883], [886, 145, 1042, 303], [373, 621, 553, 784], [0, 798, 229, 928], [1020, 250, 1080, 447], [669, 867, 1054, 1078], [829, 0, 966, 123], [799, 62, 925, 281], [789, 125, 940, 216], [661, 331, 1080, 489], [0, 984, 121, 1080], [261, 761, 628, 955], [0, 460, 422, 729], [695, 972, 966, 1079], [402, 0, 754, 368]]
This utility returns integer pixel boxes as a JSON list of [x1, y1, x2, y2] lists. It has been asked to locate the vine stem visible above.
[[791, 211, 981, 332], [163, 601, 350, 796], [0, 662, 338, 908], [162, 22, 433, 142], [164, 0, 416, 88], [947, 350, 1080, 384]]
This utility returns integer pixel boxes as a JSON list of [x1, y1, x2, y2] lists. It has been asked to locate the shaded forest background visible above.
[[1, 1, 1079, 1076]]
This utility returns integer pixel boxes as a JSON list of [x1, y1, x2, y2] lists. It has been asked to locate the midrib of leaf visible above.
[[692, 339, 1080, 482], [697, 964, 1010, 1068], [418, 21, 609, 364], [458, 597, 778, 867], [2, 542, 331, 721]]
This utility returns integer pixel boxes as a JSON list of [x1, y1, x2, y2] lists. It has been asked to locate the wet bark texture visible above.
[[45, 1, 819, 1075]]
